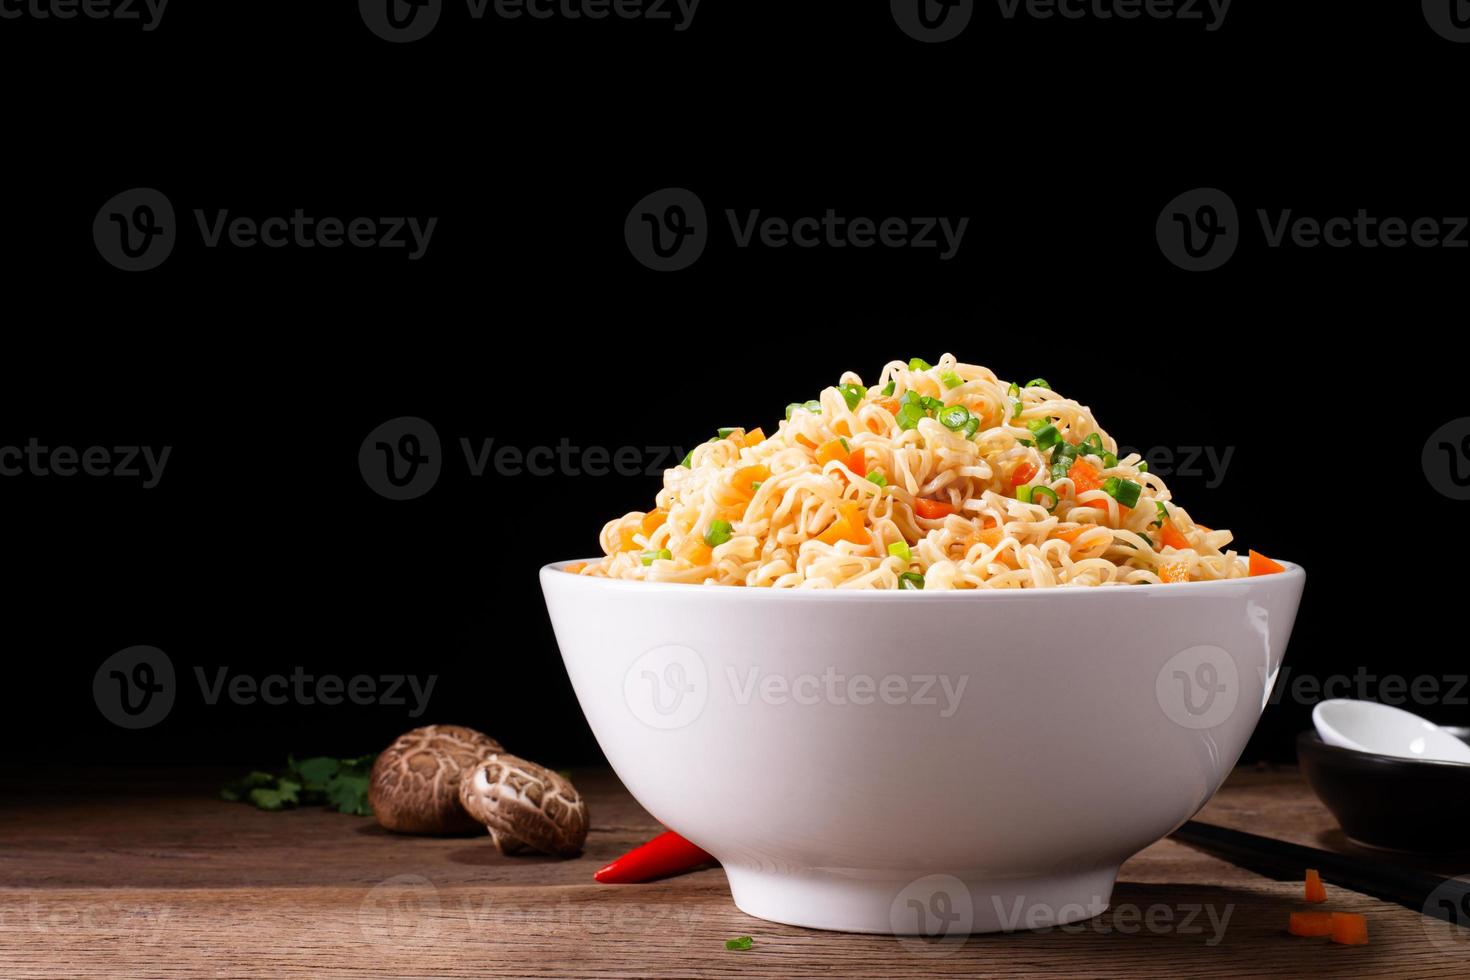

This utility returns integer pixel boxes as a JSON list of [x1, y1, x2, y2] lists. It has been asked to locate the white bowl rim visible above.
[[541, 557, 1303, 599]]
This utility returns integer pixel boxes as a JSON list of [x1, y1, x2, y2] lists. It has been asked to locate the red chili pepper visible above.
[[594, 830, 714, 884]]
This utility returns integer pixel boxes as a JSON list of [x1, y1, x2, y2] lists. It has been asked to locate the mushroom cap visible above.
[[369, 725, 503, 835], [458, 754, 589, 857]]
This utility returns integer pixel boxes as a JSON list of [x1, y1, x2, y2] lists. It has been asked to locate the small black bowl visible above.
[[1297, 728, 1470, 853]]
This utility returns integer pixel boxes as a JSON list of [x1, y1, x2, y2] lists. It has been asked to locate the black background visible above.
[[0, 1, 1465, 773]]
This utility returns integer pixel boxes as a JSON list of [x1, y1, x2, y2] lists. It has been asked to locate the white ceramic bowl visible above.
[[541, 560, 1305, 934]]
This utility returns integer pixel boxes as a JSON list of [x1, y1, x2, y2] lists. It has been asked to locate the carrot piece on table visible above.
[[1330, 912, 1369, 946], [1249, 550, 1286, 576], [914, 498, 955, 520], [1009, 460, 1038, 490], [1287, 911, 1335, 937], [1305, 868, 1327, 903], [1159, 521, 1190, 551], [1068, 458, 1104, 494]]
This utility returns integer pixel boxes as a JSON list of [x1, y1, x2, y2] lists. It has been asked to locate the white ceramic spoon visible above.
[[1313, 698, 1470, 764]]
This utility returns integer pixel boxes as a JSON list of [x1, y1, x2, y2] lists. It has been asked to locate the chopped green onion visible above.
[[704, 520, 733, 547], [1008, 382, 1020, 399], [1024, 378, 1051, 389], [750, 481, 762, 492], [887, 540, 912, 562], [962, 416, 980, 439], [1137, 461, 1148, 473], [784, 402, 802, 420], [680, 449, 694, 467], [640, 549, 672, 565], [881, 380, 896, 396], [898, 571, 925, 590], [1017, 484, 1034, 504], [1080, 433, 1105, 455], [1103, 477, 1143, 508], [838, 383, 867, 410], [803, 399, 822, 414], [1030, 486, 1059, 511], [1028, 421, 1061, 451], [1012, 400, 1023, 419], [1101, 451, 1118, 468], [919, 395, 944, 413], [1136, 531, 1154, 548], [866, 471, 887, 487], [899, 389, 923, 407], [1152, 501, 1168, 527], [717, 427, 739, 439], [937, 404, 971, 431], [725, 936, 753, 951], [940, 370, 964, 389], [908, 357, 932, 371], [839, 436, 850, 451], [895, 403, 925, 430], [1017, 438, 1034, 448]]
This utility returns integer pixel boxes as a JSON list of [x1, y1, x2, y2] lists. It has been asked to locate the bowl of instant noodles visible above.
[[541, 355, 1305, 934]]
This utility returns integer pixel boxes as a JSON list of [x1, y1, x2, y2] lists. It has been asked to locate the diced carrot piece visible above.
[[1330, 912, 1368, 946], [1052, 525, 1089, 543], [1158, 560, 1191, 583], [1159, 521, 1190, 551], [731, 466, 770, 499], [619, 525, 640, 551], [743, 427, 765, 447], [874, 397, 900, 414], [1068, 458, 1104, 494], [816, 501, 870, 547], [815, 439, 847, 465], [677, 538, 713, 565], [914, 498, 955, 520], [1305, 869, 1326, 903], [640, 509, 669, 536], [1250, 550, 1286, 576], [978, 527, 1004, 547], [794, 433, 817, 450], [845, 447, 866, 477], [1009, 460, 1038, 490], [1287, 912, 1335, 937], [563, 562, 587, 575]]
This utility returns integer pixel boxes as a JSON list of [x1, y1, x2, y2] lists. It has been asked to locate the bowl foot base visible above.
[[726, 865, 1119, 935]]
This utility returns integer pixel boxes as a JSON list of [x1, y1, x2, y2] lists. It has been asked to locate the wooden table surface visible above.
[[2, 766, 1467, 978]]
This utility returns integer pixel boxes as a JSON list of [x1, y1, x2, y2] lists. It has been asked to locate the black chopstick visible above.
[[1172, 820, 1470, 925]]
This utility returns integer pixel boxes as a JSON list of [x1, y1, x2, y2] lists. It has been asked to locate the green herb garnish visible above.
[[704, 520, 733, 547], [725, 936, 754, 951], [221, 754, 377, 816]]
